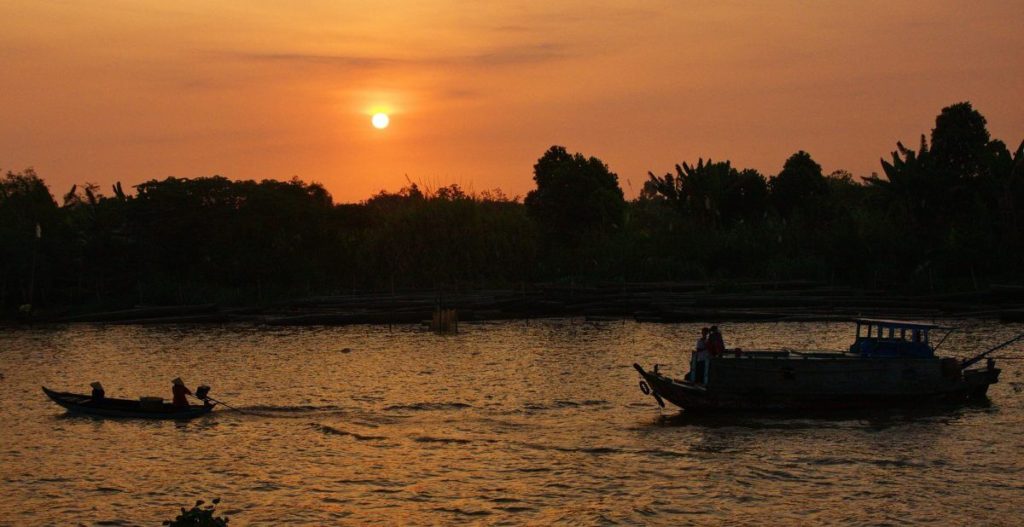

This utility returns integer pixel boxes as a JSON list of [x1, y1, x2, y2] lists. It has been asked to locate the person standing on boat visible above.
[[171, 378, 193, 407], [691, 327, 710, 383], [708, 326, 725, 356]]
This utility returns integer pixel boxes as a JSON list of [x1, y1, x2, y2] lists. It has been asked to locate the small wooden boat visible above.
[[42, 387, 215, 419], [634, 319, 1012, 412]]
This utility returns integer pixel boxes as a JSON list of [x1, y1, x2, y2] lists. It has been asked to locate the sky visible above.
[[2, 1, 1022, 204]]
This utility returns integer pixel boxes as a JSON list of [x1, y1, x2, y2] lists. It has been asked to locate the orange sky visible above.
[[2, 1, 1022, 203]]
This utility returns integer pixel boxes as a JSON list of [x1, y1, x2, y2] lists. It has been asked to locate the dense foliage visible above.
[[1, 102, 1022, 315]]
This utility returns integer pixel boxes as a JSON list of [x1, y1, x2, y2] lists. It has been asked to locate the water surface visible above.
[[1, 319, 1022, 525]]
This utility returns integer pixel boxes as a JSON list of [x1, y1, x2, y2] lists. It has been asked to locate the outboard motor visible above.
[[195, 385, 211, 400]]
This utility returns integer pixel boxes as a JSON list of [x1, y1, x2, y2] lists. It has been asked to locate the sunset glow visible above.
[[3, 4, 1024, 524], [0, 1, 1021, 203]]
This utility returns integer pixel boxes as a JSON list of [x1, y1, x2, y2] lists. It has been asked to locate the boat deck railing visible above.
[[726, 349, 863, 360], [722, 349, 949, 361]]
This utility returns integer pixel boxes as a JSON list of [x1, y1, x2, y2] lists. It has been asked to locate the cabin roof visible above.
[[854, 318, 944, 330]]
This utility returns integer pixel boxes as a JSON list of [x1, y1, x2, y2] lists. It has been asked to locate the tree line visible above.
[[1, 102, 1021, 316]]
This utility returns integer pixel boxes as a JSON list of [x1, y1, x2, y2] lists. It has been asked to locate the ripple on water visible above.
[[636, 448, 692, 459], [433, 506, 492, 517], [383, 402, 472, 412], [747, 467, 803, 482], [237, 404, 347, 418], [308, 423, 388, 441], [1, 320, 1022, 525], [803, 456, 929, 469], [504, 466, 551, 473], [411, 435, 474, 445], [552, 399, 609, 408], [495, 505, 534, 513]]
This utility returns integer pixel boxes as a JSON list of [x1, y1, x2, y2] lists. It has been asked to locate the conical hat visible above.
[[90, 382, 104, 390], [172, 377, 184, 386]]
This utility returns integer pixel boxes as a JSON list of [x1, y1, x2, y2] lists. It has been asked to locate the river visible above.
[[1, 319, 1023, 525]]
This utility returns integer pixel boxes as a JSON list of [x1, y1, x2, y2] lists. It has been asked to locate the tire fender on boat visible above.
[[633, 363, 666, 408]]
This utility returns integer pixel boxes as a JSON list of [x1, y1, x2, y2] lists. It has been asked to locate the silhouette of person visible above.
[[708, 326, 725, 357], [171, 378, 192, 407], [90, 381, 105, 401], [692, 327, 709, 383]]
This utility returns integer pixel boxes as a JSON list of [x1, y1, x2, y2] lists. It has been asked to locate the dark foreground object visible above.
[[634, 319, 1003, 412], [634, 360, 999, 412], [42, 387, 214, 419]]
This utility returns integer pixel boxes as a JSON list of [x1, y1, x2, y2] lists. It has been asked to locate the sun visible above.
[[371, 113, 390, 129]]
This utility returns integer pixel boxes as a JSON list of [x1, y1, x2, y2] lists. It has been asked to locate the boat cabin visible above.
[[850, 319, 945, 359]]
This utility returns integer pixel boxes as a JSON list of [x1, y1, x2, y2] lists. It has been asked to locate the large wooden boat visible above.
[[634, 319, 1006, 412], [42, 387, 215, 419]]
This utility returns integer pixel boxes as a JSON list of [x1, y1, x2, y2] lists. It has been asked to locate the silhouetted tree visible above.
[[525, 146, 625, 277], [931, 101, 991, 180], [770, 151, 827, 219], [869, 135, 942, 229], [523, 146, 626, 278], [525, 146, 625, 238], [5, 101, 1024, 318], [0, 169, 59, 307], [60, 182, 135, 304], [359, 183, 537, 289], [645, 159, 767, 227]]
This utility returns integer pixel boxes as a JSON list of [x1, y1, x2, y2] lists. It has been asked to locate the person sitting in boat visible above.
[[90, 381, 105, 401], [707, 326, 725, 356], [691, 327, 709, 383], [171, 377, 193, 407]]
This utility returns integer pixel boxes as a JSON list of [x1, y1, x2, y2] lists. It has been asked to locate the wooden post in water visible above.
[[431, 308, 458, 334]]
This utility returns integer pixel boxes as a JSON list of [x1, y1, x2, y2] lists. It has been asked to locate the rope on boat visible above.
[[961, 332, 1024, 369]]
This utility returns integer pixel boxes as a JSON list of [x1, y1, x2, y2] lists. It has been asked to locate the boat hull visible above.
[[633, 356, 1000, 412], [42, 387, 214, 419]]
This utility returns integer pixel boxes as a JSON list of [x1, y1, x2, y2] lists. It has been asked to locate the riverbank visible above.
[[10, 282, 1024, 326]]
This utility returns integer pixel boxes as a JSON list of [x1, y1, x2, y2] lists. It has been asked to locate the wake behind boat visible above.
[[42, 386, 215, 419], [634, 319, 1014, 412]]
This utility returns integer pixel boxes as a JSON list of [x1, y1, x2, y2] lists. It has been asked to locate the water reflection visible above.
[[655, 398, 995, 430], [0, 319, 1021, 525]]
